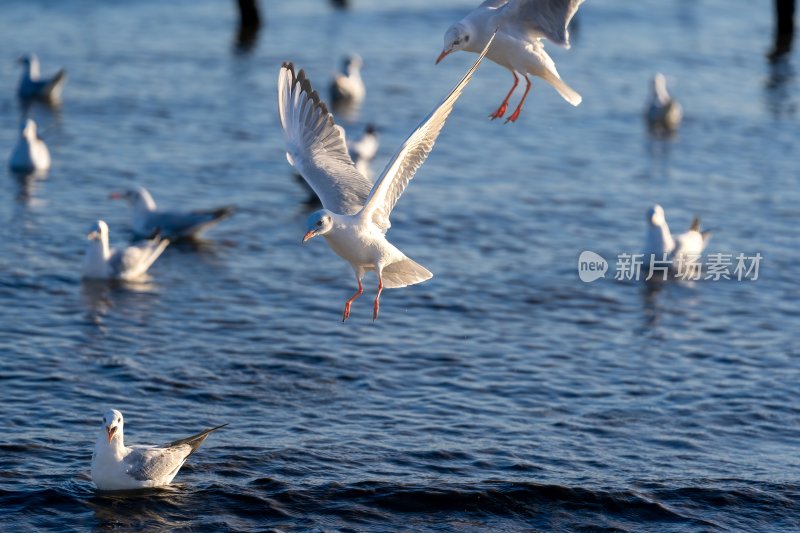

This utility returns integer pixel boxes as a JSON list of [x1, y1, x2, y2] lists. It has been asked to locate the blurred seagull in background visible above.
[[437, 0, 583, 122], [9, 119, 50, 173], [17, 53, 67, 104], [348, 124, 380, 178], [644, 204, 710, 275], [82, 220, 169, 280], [110, 186, 235, 240], [646, 73, 683, 134], [330, 55, 366, 106], [92, 409, 226, 491], [279, 34, 495, 321]]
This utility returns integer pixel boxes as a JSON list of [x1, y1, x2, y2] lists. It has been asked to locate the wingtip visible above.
[[690, 216, 701, 232]]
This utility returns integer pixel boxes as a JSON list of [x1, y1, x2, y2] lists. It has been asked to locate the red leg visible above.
[[489, 72, 519, 120], [342, 276, 363, 322], [505, 76, 532, 123], [372, 276, 383, 321]]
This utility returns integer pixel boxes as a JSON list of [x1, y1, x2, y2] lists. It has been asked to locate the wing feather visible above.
[[499, 0, 584, 48], [123, 445, 191, 482], [360, 33, 496, 232], [278, 63, 372, 215]]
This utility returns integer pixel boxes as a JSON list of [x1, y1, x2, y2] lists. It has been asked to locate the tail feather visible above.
[[164, 423, 228, 455], [382, 257, 433, 289], [540, 70, 582, 106], [45, 69, 67, 100], [193, 205, 237, 221]]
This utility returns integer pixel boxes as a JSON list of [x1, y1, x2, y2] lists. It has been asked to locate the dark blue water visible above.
[[1, 0, 799, 530]]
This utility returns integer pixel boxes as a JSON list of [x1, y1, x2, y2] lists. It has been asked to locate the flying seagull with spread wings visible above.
[[437, 0, 584, 122], [91, 409, 226, 491], [279, 34, 495, 321]]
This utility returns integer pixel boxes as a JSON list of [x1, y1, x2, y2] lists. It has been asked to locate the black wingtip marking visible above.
[[690, 216, 701, 232], [282, 60, 334, 124]]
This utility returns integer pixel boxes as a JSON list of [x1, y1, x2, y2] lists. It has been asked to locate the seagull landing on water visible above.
[[109, 186, 236, 240], [17, 54, 67, 104], [91, 409, 226, 491], [9, 119, 50, 173], [646, 73, 683, 134], [437, 0, 584, 122], [279, 34, 495, 321], [330, 55, 366, 106], [644, 204, 711, 275], [82, 220, 170, 281]]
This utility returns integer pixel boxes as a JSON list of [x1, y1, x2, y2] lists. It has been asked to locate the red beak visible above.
[[302, 230, 316, 243], [109, 192, 122, 200], [435, 50, 451, 65]]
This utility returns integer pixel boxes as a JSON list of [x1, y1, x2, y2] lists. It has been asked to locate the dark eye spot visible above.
[[464, 35, 469, 42], [317, 221, 323, 226]]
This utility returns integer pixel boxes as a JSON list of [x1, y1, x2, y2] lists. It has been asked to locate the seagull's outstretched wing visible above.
[[498, 0, 584, 48], [122, 424, 227, 482], [278, 63, 373, 215], [359, 33, 496, 233]]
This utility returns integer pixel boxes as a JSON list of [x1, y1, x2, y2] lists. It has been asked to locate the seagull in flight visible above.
[[82, 220, 170, 281], [110, 186, 236, 240], [279, 34, 495, 321], [91, 409, 226, 491], [17, 54, 67, 104], [437, 0, 583, 122]]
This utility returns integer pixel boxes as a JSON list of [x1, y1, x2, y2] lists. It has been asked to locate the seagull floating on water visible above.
[[646, 73, 683, 134], [17, 54, 67, 103], [82, 220, 169, 280], [91, 409, 226, 491], [110, 186, 236, 240], [9, 119, 50, 173], [279, 34, 495, 321], [348, 124, 380, 178], [644, 204, 710, 274], [438, 0, 583, 122], [330, 55, 366, 106]]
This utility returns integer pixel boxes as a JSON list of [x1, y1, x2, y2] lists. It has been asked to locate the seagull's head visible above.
[[102, 409, 124, 444], [109, 186, 155, 209], [87, 220, 109, 241], [646, 204, 667, 227], [344, 55, 363, 73], [437, 23, 472, 64], [20, 118, 37, 140], [17, 54, 35, 66], [303, 210, 334, 243]]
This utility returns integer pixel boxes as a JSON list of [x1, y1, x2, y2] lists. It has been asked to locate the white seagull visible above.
[[110, 186, 236, 240], [9, 119, 50, 173], [279, 35, 495, 321], [330, 55, 366, 105], [437, 0, 583, 122], [82, 220, 170, 281], [17, 54, 67, 103], [91, 409, 226, 491], [644, 204, 710, 275], [646, 73, 683, 134], [348, 124, 380, 178]]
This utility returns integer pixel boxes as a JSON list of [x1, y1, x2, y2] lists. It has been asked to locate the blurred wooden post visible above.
[[769, 0, 796, 60], [236, 0, 261, 52]]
